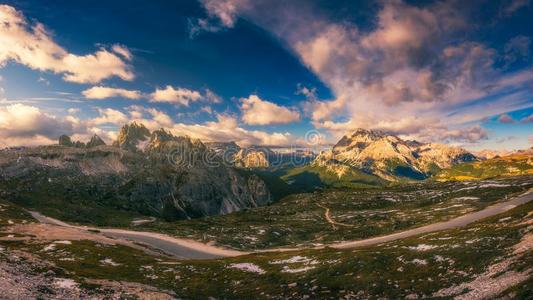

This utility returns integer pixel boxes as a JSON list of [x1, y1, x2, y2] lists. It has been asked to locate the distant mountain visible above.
[[204, 142, 315, 169], [86, 134, 106, 148], [287, 129, 477, 185], [473, 148, 533, 160], [0, 123, 271, 224], [436, 150, 533, 181], [58, 133, 105, 148]]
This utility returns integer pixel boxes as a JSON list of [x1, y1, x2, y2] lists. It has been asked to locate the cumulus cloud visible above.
[[67, 108, 80, 115], [88, 108, 129, 126], [240, 95, 300, 125], [126, 105, 294, 146], [150, 86, 202, 106], [172, 114, 293, 146], [0, 5, 134, 84], [0, 101, 297, 147], [82, 86, 142, 100], [190, 0, 249, 36], [0, 103, 77, 146], [521, 114, 533, 123], [497, 113, 515, 123], [198, 0, 533, 144], [314, 115, 488, 144]]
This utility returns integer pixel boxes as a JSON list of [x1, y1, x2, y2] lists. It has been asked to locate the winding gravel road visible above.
[[30, 189, 532, 260]]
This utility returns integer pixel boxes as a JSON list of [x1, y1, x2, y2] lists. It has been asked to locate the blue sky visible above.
[[0, 0, 531, 151]]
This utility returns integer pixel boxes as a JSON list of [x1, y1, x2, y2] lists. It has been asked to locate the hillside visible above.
[[436, 151, 533, 181], [1, 181, 531, 299]]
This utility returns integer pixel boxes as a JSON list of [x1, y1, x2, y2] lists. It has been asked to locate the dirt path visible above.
[[331, 189, 533, 249], [316, 203, 355, 230], [28, 211, 247, 260], [27, 189, 533, 259]]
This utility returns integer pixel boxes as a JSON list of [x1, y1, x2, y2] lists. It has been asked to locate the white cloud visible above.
[[189, 0, 252, 37], [67, 108, 80, 115], [171, 114, 293, 146], [150, 86, 202, 106], [198, 0, 533, 145], [521, 114, 533, 123], [111, 44, 133, 60], [0, 103, 77, 146], [200, 106, 213, 114], [126, 105, 294, 146], [240, 95, 300, 125], [82, 86, 142, 100], [88, 108, 129, 126], [205, 88, 223, 103], [0, 5, 133, 84]]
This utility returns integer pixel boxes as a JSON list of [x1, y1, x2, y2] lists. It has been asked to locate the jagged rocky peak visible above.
[[333, 128, 401, 151], [314, 128, 477, 181], [149, 128, 175, 144], [146, 128, 208, 155], [86, 134, 106, 148], [58, 134, 73, 147], [58, 134, 86, 148], [416, 143, 477, 169], [113, 121, 151, 151], [206, 141, 241, 153]]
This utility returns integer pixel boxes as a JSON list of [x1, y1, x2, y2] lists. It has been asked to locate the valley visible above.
[[0, 123, 532, 298], [136, 176, 533, 250], [0, 184, 531, 299]]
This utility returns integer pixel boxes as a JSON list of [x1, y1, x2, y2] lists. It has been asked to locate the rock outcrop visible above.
[[86, 134, 106, 148]]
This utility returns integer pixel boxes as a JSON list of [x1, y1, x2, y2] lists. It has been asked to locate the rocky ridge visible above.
[[0, 122, 271, 220], [314, 129, 477, 181]]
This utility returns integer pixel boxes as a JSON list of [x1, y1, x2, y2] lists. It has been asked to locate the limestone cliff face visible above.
[[234, 149, 270, 168], [0, 123, 272, 220], [314, 129, 477, 181], [112, 121, 150, 151]]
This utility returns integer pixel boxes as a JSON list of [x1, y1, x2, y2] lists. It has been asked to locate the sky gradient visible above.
[[0, 0, 532, 151]]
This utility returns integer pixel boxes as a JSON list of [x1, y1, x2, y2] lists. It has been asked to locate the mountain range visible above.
[[284, 129, 478, 188], [0, 122, 271, 224], [1, 122, 528, 222]]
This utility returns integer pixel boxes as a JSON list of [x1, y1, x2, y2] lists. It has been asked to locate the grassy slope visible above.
[[138, 176, 532, 250], [281, 164, 387, 190], [1, 192, 531, 299], [436, 153, 533, 181]]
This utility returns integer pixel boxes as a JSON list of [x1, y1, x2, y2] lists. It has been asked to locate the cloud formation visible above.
[[0, 5, 134, 84], [88, 108, 129, 126], [240, 95, 300, 125], [0, 103, 75, 146], [126, 105, 294, 146], [150, 86, 203, 105], [498, 114, 515, 123], [198, 0, 533, 144], [82, 86, 142, 100]]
